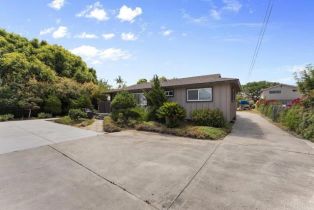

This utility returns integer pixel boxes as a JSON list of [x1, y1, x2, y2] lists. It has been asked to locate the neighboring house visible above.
[[260, 84, 302, 105], [107, 74, 241, 122]]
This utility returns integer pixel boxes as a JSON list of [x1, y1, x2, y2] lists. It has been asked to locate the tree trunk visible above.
[[28, 109, 31, 119]]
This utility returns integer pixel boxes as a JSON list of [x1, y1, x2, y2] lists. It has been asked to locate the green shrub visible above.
[[0, 114, 14, 121], [111, 91, 136, 110], [68, 109, 87, 120], [280, 105, 303, 132], [191, 108, 225, 128], [103, 116, 121, 133], [55, 116, 72, 125], [298, 111, 314, 140], [44, 95, 62, 115], [111, 92, 137, 124], [37, 112, 52, 119], [130, 106, 148, 122], [70, 95, 93, 109], [157, 102, 186, 128]]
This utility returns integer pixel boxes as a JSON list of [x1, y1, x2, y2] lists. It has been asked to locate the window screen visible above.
[[187, 89, 199, 101], [199, 88, 212, 101], [187, 88, 212, 101]]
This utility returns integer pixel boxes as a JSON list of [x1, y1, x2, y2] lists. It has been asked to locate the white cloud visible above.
[[121, 32, 137, 41], [71, 45, 131, 63], [77, 2, 109, 21], [75, 32, 98, 39], [39, 27, 55, 35], [48, 0, 65, 10], [222, 0, 242, 12], [208, 0, 241, 20], [182, 10, 208, 24], [71, 45, 99, 58], [99, 48, 131, 61], [102, 33, 115, 40], [210, 9, 221, 20], [161, 29, 173, 37], [52, 26, 68, 39], [117, 5, 142, 23]]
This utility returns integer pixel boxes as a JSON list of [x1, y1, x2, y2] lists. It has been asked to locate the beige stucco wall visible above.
[[168, 82, 235, 122], [261, 85, 301, 101]]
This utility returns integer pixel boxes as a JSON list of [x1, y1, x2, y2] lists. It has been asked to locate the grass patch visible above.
[[55, 116, 95, 127], [135, 121, 231, 140], [103, 116, 121, 133]]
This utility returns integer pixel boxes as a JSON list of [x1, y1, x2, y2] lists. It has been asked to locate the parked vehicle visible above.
[[239, 100, 250, 110]]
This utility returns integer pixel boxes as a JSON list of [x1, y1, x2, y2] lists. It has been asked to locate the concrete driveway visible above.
[[0, 112, 313, 210], [0, 119, 98, 154]]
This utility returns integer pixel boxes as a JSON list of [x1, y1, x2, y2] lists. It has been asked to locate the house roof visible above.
[[107, 74, 241, 93], [261, 84, 298, 92]]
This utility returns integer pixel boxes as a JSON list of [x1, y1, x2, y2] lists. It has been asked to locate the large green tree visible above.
[[0, 28, 109, 117], [242, 81, 279, 102]]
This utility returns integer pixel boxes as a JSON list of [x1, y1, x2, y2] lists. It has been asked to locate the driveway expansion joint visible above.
[[167, 142, 222, 209], [48, 145, 160, 210]]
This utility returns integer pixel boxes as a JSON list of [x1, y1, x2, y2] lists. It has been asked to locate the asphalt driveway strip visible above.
[[0, 112, 313, 210]]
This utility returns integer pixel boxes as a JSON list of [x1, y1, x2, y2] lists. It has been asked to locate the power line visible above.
[[247, 0, 274, 82]]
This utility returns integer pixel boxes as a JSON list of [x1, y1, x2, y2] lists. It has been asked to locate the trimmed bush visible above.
[[68, 109, 87, 120], [0, 114, 14, 121], [111, 91, 137, 124], [103, 116, 121, 133], [157, 102, 186, 128], [191, 108, 225, 128], [44, 95, 62, 115], [37, 112, 52, 119]]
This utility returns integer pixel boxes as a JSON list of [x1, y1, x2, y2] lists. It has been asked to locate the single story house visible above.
[[260, 84, 302, 105], [107, 74, 241, 122]]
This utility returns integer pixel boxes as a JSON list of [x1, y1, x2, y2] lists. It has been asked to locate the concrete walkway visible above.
[[0, 112, 313, 210], [0, 119, 98, 154]]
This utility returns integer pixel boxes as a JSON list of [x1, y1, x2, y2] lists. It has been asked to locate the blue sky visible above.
[[0, 0, 313, 86]]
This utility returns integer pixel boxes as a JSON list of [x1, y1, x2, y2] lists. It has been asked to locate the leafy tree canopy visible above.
[[0, 29, 109, 117], [242, 81, 279, 102], [295, 64, 314, 95], [137, 78, 148, 84]]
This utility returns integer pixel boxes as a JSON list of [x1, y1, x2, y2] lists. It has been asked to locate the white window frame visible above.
[[186, 87, 213, 102], [165, 90, 174, 97]]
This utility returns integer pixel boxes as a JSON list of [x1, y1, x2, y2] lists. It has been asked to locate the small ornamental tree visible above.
[[111, 91, 137, 124], [144, 75, 167, 120]]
